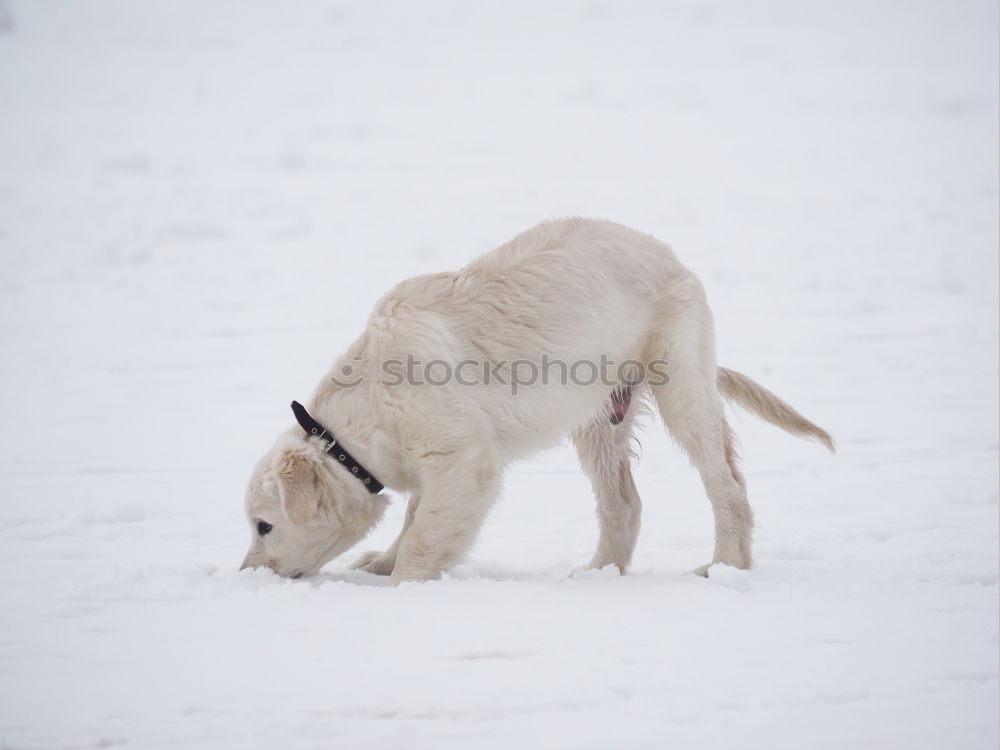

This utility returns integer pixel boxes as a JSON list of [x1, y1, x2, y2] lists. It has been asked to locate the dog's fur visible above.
[[241, 218, 833, 582]]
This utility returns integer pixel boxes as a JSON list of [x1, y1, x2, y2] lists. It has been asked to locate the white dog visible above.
[[241, 218, 833, 583]]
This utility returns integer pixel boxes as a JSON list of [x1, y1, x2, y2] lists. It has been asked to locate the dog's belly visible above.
[[470, 376, 628, 463]]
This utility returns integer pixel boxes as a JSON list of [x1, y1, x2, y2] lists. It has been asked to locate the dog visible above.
[[240, 218, 833, 582]]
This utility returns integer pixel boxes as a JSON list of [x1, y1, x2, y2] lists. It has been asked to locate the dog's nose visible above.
[[239, 553, 254, 571]]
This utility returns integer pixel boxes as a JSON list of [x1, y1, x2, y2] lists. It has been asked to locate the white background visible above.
[[1, 1, 997, 748]]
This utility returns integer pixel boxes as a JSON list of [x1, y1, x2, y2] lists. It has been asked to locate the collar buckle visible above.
[[289, 401, 384, 494]]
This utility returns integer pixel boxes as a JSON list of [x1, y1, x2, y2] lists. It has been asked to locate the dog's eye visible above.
[[257, 520, 273, 537]]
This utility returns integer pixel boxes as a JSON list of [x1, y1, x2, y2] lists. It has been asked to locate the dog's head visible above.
[[240, 431, 388, 578]]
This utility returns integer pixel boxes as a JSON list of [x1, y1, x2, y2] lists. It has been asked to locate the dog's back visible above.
[[365, 218, 697, 451]]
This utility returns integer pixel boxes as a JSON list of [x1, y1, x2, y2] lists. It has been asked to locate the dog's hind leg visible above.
[[352, 494, 421, 576], [650, 293, 754, 573], [571, 386, 644, 573]]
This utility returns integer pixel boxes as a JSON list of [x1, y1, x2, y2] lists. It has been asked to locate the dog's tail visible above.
[[717, 367, 835, 452]]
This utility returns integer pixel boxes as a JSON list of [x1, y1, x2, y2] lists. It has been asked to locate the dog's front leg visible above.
[[389, 451, 500, 584]]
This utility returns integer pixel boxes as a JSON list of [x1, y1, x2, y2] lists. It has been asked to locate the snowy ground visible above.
[[1, 1, 997, 748]]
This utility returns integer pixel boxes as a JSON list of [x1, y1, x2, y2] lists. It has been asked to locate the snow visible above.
[[0, 1, 997, 748]]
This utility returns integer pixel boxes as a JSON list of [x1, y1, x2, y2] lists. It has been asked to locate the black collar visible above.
[[290, 401, 384, 494]]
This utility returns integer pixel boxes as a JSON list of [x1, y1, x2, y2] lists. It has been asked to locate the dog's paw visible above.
[[691, 563, 713, 578], [692, 560, 750, 578], [585, 559, 627, 575], [351, 550, 395, 576]]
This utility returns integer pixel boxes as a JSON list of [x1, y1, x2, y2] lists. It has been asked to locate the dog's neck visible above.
[[304, 340, 408, 492]]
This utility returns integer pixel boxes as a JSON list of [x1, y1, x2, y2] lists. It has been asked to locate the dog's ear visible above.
[[275, 448, 323, 524]]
